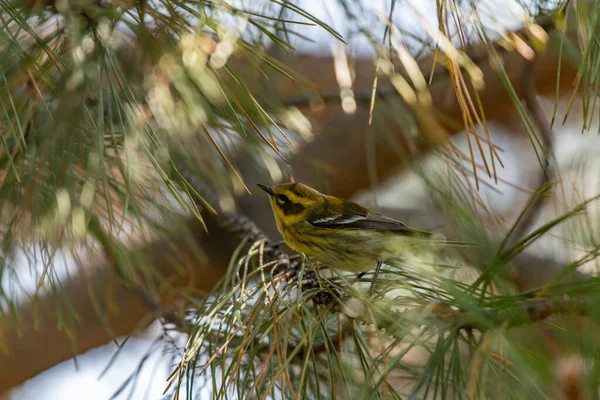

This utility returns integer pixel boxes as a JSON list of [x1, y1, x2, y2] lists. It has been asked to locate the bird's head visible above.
[[257, 182, 324, 225]]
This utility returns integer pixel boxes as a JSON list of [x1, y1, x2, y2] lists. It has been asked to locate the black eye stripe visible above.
[[273, 192, 304, 216], [282, 202, 304, 215]]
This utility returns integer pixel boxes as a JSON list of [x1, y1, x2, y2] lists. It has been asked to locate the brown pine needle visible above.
[[369, 74, 378, 125], [230, 95, 287, 162], [456, 62, 500, 183], [447, 143, 535, 195], [452, 65, 492, 179], [447, 60, 480, 190], [201, 123, 250, 194]]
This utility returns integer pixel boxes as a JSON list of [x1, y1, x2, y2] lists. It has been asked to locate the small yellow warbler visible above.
[[257, 182, 433, 293]]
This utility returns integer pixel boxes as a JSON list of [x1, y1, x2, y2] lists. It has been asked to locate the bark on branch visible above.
[[0, 217, 237, 392]]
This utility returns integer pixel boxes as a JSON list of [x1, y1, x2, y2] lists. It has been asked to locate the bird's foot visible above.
[[369, 260, 383, 297]]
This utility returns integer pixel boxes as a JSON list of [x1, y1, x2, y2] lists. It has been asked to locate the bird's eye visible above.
[[276, 194, 289, 206]]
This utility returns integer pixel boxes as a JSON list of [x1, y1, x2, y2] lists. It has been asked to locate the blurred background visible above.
[[2, 0, 599, 398]]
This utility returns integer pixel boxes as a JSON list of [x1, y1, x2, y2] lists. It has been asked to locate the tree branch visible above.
[[339, 292, 590, 338], [0, 217, 236, 392]]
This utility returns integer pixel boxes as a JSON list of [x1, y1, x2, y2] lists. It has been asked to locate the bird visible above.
[[257, 182, 435, 294]]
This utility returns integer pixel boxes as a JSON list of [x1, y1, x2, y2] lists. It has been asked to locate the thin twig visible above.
[[501, 47, 556, 276], [348, 293, 590, 337], [435, 294, 589, 331]]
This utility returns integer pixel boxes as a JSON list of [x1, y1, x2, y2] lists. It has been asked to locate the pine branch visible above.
[[337, 292, 590, 339], [503, 46, 556, 252]]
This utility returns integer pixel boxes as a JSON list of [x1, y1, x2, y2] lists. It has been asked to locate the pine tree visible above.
[[1, 0, 598, 398]]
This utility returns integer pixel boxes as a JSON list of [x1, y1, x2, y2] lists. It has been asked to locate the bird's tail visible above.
[[406, 230, 478, 248]]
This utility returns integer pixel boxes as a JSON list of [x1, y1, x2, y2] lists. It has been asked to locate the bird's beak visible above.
[[257, 184, 274, 196]]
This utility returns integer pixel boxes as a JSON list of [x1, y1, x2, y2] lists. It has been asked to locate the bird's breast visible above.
[[279, 223, 389, 272]]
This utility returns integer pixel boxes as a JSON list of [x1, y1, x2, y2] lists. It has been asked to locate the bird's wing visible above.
[[307, 200, 426, 235]]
